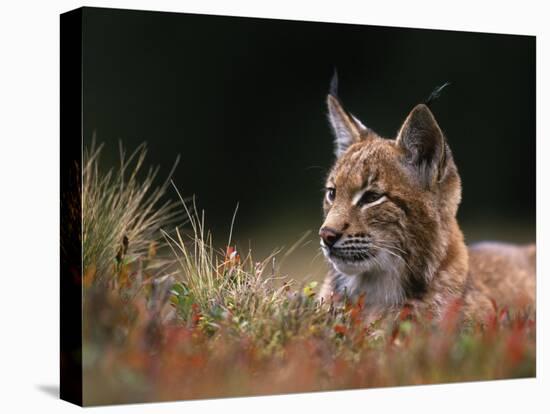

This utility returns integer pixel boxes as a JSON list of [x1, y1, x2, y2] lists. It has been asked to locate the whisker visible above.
[[371, 243, 415, 275], [374, 240, 408, 255]]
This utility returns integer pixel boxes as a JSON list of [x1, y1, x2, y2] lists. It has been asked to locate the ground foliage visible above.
[[81, 144, 535, 406]]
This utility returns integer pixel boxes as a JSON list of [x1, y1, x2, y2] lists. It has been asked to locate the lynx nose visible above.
[[319, 227, 342, 248]]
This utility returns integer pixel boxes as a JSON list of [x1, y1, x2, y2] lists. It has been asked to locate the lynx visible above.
[[318, 76, 535, 320]]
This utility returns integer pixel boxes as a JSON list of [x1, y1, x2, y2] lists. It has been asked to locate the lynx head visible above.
[[320, 79, 462, 300]]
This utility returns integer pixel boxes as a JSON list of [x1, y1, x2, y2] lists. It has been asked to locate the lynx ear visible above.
[[396, 104, 447, 187], [326, 73, 367, 157]]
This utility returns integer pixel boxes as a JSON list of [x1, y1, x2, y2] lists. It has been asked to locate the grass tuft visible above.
[[82, 141, 182, 284]]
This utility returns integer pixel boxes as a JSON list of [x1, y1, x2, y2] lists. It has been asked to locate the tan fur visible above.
[[319, 93, 535, 321]]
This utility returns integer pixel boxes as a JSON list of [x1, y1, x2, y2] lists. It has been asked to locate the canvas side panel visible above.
[[60, 7, 83, 407]]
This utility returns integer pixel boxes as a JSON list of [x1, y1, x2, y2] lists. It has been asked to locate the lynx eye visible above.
[[358, 191, 383, 206], [325, 187, 336, 203]]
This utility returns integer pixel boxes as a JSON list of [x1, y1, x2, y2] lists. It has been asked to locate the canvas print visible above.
[[60, 7, 536, 406]]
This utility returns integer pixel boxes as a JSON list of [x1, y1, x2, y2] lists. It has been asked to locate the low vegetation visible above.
[[81, 144, 535, 406]]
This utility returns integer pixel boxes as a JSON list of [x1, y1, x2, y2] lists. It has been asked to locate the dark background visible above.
[[82, 7, 535, 279]]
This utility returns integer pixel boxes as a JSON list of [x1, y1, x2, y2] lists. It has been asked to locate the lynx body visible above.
[[319, 83, 535, 320]]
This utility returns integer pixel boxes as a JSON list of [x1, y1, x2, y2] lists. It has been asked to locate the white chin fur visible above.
[[331, 259, 374, 276], [323, 249, 407, 306]]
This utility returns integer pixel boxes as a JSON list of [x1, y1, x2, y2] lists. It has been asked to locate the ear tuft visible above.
[[326, 72, 370, 157], [424, 82, 451, 109], [397, 104, 447, 187], [329, 68, 339, 98]]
